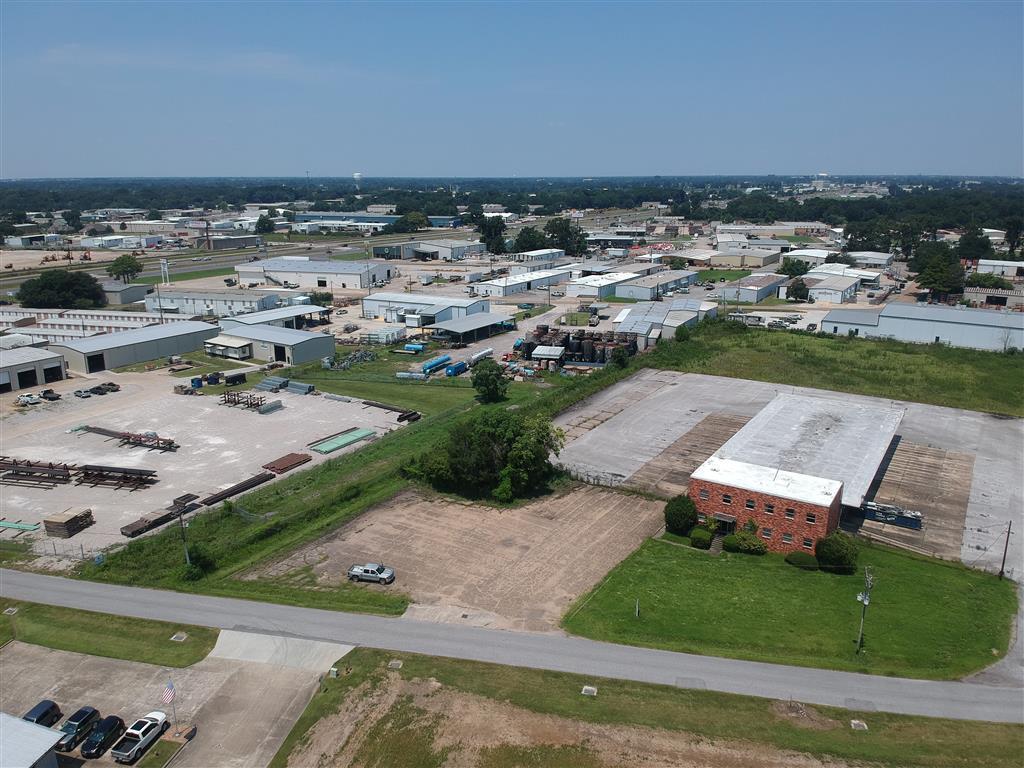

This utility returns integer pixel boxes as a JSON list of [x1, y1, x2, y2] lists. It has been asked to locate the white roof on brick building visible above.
[[692, 456, 842, 507]]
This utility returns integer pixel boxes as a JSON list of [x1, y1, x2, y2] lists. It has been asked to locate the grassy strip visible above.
[[562, 540, 1017, 679], [136, 266, 235, 284], [0, 599, 217, 667], [273, 648, 1024, 768], [648, 319, 1024, 415], [698, 269, 751, 281], [136, 739, 183, 768]]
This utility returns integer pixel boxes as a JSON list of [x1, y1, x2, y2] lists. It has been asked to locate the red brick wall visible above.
[[688, 478, 842, 554]]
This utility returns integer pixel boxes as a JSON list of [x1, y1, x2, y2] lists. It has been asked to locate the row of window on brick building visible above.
[[696, 488, 817, 550]]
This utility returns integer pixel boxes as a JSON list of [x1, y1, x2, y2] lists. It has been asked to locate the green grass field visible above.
[[136, 266, 235, 284], [562, 540, 1016, 679], [0, 599, 217, 667], [697, 269, 751, 282], [271, 648, 1024, 768], [648, 319, 1024, 415]]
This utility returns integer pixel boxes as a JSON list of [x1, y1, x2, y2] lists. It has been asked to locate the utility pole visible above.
[[999, 520, 1013, 580], [178, 510, 191, 568], [856, 566, 874, 653]]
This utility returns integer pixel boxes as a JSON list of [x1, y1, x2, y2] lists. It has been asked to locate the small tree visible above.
[[779, 257, 809, 277], [607, 346, 630, 369], [254, 215, 276, 234], [147, 209, 163, 220], [513, 226, 548, 253], [307, 290, 334, 306], [789, 278, 809, 302], [470, 358, 508, 403], [106, 254, 143, 284], [664, 494, 698, 535], [815, 531, 859, 574]]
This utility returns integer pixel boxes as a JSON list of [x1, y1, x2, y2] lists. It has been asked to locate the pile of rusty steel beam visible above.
[[83, 425, 179, 452], [0, 456, 76, 487], [220, 391, 266, 410], [168, 493, 199, 513], [201, 472, 275, 506], [43, 508, 94, 538], [262, 453, 311, 474], [120, 509, 176, 538], [76, 464, 158, 490]]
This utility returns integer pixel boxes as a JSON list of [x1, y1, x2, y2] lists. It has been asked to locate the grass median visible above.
[[562, 539, 1017, 679], [0, 599, 217, 667], [271, 647, 1024, 768]]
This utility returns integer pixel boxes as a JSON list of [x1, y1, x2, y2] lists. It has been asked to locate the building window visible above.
[[762, 528, 772, 539], [722, 494, 732, 505], [805, 513, 817, 525], [802, 538, 814, 549], [697, 514, 706, 523], [785, 508, 795, 520], [764, 503, 774, 514], [698, 489, 709, 501], [745, 499, 755, 510], [782, 533, 793, 544]]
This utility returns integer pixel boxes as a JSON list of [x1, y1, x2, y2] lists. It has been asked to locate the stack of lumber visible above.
[[43, 508, 94, 538]]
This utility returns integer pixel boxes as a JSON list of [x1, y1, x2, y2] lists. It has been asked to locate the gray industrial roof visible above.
[[426, 312, 514, 334], [48, 321, 216, 353], [416, 239, 481, 249], [0, 712, 62, 767], [0, 346, 63, 366], [219, 322, 330, 345], [880, 303, 1024, 329], [363, 292, 485, 308], [714, 392, 905, 508], [729, 273, 788, 288], [224, 305, 328, 325], [622, 269, 697, 288], [251, 258, 377, 274], [822, 308, 881, 326]]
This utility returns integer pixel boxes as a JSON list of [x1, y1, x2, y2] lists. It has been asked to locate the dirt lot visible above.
[[283, 671, 858, 768], [554, 371, 1023, 577], [0, 371, 403, 557], [249, 485, 664, 632], [0, 632, 349, 768]]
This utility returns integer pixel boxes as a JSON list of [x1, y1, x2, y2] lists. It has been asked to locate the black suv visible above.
[[56, 706, 100, 751], [81, 715, 125, 759], [23, 699, 62, 727]]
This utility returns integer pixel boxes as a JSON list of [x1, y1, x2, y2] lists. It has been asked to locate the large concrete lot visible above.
[[249, 485, 665, 632], [554, 370, 1024, 578], [0, 631, 350, 768], [0, 372, 403, 556]]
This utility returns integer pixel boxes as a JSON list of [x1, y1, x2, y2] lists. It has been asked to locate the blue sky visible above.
[[1, 1, 1021, 178]]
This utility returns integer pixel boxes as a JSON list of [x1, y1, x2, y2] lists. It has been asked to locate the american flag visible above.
[[161, 681, 176, 704]]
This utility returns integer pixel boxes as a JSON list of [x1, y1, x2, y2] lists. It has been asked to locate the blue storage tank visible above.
[[404, 343, 425, 352], [421, 354, 451, 374], [445, 361, 468, 377]]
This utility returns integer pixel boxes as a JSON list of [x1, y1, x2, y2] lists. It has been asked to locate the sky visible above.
[[1, 1, 1022, 178]]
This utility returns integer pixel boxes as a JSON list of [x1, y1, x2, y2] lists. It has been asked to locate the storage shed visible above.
[[216, 322, 336, 364]]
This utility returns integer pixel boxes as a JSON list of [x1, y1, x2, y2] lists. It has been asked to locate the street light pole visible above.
[[178, 510, 191, 568], [856, 566, 874, 653]]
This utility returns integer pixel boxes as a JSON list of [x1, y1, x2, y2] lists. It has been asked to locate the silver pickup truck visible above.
[[347, 563, 395, 584], [110, 711, 167, 764]]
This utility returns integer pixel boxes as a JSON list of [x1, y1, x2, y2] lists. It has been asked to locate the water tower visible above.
[[353, 172, 362, 192]]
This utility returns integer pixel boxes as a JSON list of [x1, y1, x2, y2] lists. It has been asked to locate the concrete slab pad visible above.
[[208, 630, 353, 671]]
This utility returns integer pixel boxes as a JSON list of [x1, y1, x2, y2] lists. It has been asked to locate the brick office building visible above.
[[689, 456, 843, 554]]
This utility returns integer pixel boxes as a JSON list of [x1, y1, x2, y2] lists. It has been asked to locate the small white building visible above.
[[474, 266, 575, 297], [615, 270, 699, 300], [805, 275, 861, 304], [977, 259, 1024, 280], [361, 292, 490, 325], [235, 257, 392, 290], [718, 273, 788, 303], [509, 247, 566, 264], [783, 249, 835, 267], [214, 322, 336, 365], [145, 290, 279, 317], [846, 251, 894, 269], [566, 273, 641, 299]]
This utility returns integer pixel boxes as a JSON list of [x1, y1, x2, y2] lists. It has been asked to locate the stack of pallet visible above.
[[43, 508, 94, 538]]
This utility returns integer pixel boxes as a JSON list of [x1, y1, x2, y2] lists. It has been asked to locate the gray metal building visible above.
[[0, 346, 66, 392], [145, 290, 279, 317], [361, 292, 490, 325], [220, 304, 330, 328], [718, 273, 788, 303], [615, 270, 698, 300], [215, 322, 335, 364], [102, 282, 150, 305], [822, 303, 1024, 351], [372, 240, 486, 261], [235, 257, 392, 289], [50, 320, 219, 373]]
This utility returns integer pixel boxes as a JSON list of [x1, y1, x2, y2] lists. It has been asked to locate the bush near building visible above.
[[664, 494, 698, 535], [815, 531, 859, 575], [689, 528, 712, 550]]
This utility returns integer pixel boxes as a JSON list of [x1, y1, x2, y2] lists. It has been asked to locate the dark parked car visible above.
[[23, 699, 62, 726], [99, 382, 121, 392], [88, 385, 108, 395], [39, 389, 62, 401], [81, 715, 126, 759], [56, 706, 100, 751]]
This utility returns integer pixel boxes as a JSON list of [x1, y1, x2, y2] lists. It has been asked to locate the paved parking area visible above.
[[554, 371, 1023, 578], [0, 632, 351, 768], [0, 372, 403, 556], [249, 485, 665, 632]]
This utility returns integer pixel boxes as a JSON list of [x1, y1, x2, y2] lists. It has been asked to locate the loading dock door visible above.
[[43, 364, 64, 383], [274, 345, 287, 362], [86, 353, 105, 373], [16, 368, 38, 389]]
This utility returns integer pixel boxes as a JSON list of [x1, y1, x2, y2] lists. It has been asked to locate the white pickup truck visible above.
[[110, 711, 167, 764]]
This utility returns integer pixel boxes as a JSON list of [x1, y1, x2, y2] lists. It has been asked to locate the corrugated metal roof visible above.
[[363, 292, 485, 308], [426, 313, 514, 334], [0, 346, 63, 365], [822, 308, 881, 326], [219, 322, 330, 345], [246, 257, 377, 274], [224, 305, 328, 325], [49, 321, 216, 353], [0, 713, 63, 767], [881, 303, 1024, 329]]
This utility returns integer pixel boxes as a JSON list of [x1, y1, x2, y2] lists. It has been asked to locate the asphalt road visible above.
[[2, 570, 1021, 724]]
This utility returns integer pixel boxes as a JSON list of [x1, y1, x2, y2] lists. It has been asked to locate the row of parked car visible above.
[[15, 381, 120, 406], [23, 699, 168, 763]]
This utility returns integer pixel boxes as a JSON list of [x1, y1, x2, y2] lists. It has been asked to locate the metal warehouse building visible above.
[[372, 240, 486, 261], [222, 304, 330, 329], [235, 257, 393, 290], [50, 321, 219, 373], [822, 303, 1024, 351], [361, 292, 490, 325], [0, 346, 66, 392], [718, 273, 788, 303], [145, 290, 279, 317], [977, 260, 1024, 280], [615, 270, 698, 300], [804, 274, 860, 304], [426, 313, 516, 344], [474, 266, 575, 297], [846, 251, 894, 268], [214, 322, 335, 364], [711, 248, 781, 269], [567, 273, 641, 299]]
